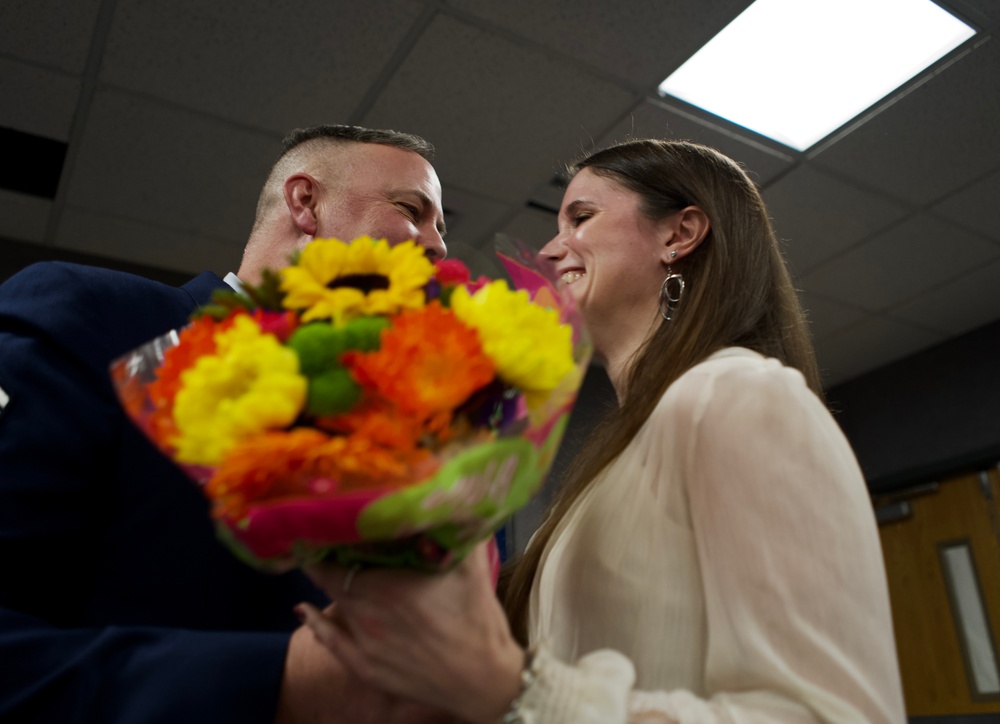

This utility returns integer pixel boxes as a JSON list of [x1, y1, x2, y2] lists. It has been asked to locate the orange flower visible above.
[[205, 427, 434, 520], [344, 302, 495, 423], [149, 316, 225, 407], [325, 435, 433, 492], [206, 428, 327, 518], [148, 314, 236, 444], [317, 398, 425, 451]]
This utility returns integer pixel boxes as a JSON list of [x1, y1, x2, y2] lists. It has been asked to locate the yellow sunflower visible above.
[[172, 314, 307, 466], [450, 280, 575, 406], [280, 236, 434, 323]]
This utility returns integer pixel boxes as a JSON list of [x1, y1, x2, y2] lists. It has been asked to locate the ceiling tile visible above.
[[0, 189, 51, 244], [930, 168, 1000, 244], [887, 258, 1000, 336], [801, 213, 1000, 312], [814, 316, 944, 387], [799, 292, 868, 342], [0, 57, 80, 140], [100, 0, 424, 133], [62, 89, 275, 244], [438, 184, 513, 252], [0, 0, 995, 393], [811, 38, 1000, 206], [444, 239, 505, 280], [448, 0, 754, 88], [495, 207, 559, 252], [527, 176, 567, 213], [598, 98, 794, 187], [938, 0, 1000, 26], [763, 164, 910, 275], [56, 205, 241, 276], [361, 14, 635, 204], [0, 0, 101, 73]]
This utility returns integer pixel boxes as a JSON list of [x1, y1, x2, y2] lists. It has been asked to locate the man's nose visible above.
[[418, 228, 447, 261]]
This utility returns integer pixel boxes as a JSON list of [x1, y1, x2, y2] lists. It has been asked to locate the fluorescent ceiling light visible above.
[[658, 0, 976, 151]]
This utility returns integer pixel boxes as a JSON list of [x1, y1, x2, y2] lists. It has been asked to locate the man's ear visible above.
[[283, 173, 320, 236], [661, 205, 710, 264]]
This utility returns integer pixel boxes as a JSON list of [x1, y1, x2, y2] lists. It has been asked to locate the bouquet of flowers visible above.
[[111, 236, 590, 572]]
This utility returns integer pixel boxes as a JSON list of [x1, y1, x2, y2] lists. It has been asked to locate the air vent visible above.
[[0, 127, 67, 199]]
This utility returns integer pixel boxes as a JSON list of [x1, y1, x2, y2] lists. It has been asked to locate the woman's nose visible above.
[[538, 234, 565, 261]]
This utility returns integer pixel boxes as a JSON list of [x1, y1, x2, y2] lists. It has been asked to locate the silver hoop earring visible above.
[[658, 268, 685, 322]]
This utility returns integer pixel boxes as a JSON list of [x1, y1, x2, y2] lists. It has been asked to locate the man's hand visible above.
[[298, 543, 523, 724], [275, 625, 459, 724]]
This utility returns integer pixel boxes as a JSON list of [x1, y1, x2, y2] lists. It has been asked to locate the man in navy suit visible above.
[[0, 125, 448, 724]]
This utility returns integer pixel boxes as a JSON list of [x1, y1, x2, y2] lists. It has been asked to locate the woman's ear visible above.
[[283, 173, 320, 236], [661, 205, 710, 263]]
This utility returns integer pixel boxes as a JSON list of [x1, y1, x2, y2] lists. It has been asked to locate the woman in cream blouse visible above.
[[300, 139, 907, 724]]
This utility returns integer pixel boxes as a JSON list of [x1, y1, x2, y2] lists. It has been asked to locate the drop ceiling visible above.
[[1, 0, 997, 387]]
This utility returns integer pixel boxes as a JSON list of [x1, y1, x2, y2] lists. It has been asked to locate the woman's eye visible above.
[[573, 213, 592, 225]]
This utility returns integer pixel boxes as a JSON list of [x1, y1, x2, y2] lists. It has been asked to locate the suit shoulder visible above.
[[1, 261, 172, 306], [0, 262, 204, 370]]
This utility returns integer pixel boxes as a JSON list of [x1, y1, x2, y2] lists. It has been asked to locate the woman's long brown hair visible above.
[[501, 139, 822, 645]]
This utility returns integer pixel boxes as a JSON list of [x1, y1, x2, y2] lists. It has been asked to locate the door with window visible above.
[[875, 467, 1000, 715]]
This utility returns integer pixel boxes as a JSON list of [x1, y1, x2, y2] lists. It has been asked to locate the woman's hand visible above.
[[298, 542, 524, 724]]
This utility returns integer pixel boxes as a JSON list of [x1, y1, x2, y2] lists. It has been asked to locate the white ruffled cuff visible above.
[[509, 643, 636, 724]]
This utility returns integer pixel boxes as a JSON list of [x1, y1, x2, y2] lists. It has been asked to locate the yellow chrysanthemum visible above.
[[172, 315, 307, 466], [280, 236, 434, 323], [450, 280, 574, 405]]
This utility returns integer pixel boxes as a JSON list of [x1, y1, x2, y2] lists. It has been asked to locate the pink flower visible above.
[[466, 275, 491, 293], [252, 309, 299, 342], [434, 259, 472, 285]]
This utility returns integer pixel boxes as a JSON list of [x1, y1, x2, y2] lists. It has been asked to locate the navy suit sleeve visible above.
[[1, 609, 289, 723], [0, 263, 295, 724]]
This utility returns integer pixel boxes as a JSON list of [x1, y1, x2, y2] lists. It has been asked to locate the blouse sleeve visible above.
[[513, 356, 906, 724]]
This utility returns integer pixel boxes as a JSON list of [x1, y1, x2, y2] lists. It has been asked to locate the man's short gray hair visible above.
[[279, 124, 434, 161], [251, 124, 435, 231]]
